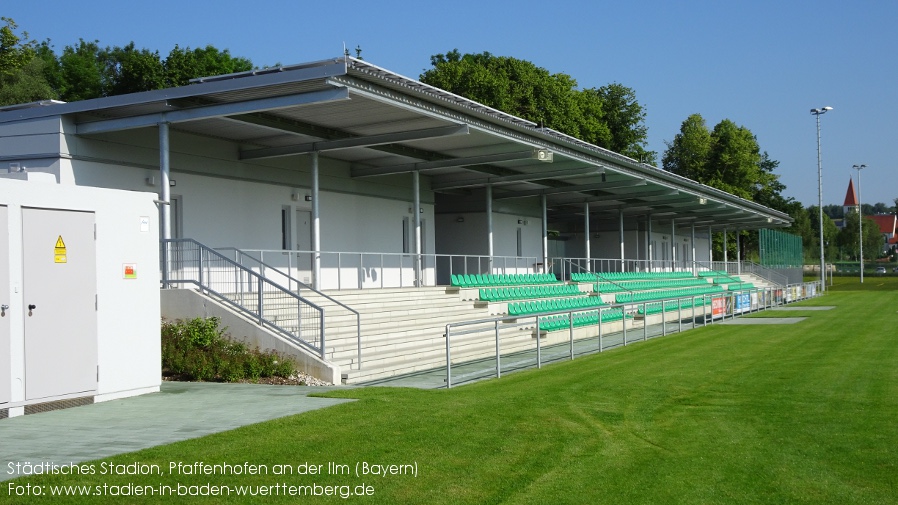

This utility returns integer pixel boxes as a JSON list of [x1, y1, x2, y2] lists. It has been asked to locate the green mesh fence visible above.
[[759, 228, 803, 268]]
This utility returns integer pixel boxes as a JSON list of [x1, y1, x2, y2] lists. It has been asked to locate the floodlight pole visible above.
[[811, 106, 833, 293], [854, 164, 866, 283]]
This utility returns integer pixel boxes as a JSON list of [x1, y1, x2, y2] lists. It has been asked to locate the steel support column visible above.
[[671, 220, 676, 271], [708, 226, 713, 265], [619, 208, 625, 271], [723, 227, 728, 268], [691, 223, 697, 276], [541, 195, 548, 274], [647, 214, 653, 271], [736, 230, 741, 274], [159, 122, 171, 288], [311, 152, 321, 290], [486, 184, 493, 273], [584, 202, 591, 271], [413, 170, 422, 284]]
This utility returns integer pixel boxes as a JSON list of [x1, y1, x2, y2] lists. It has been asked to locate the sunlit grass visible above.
[[10, 287, 898, 504]]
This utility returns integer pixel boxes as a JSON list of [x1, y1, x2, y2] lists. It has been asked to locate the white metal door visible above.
[[0, 205, 9, 405], [22, 208, 98, 400]]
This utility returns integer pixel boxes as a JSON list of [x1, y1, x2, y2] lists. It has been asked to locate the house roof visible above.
[[0, 56, 792, 231], [869, 214, 897, 235]]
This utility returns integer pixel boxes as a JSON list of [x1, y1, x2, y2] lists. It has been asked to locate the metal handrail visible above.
[[217, 247, 362, 368], [161, 238, 326, 359], [740, 261, 789, 287]]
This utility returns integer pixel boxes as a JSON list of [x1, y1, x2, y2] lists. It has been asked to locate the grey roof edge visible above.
[[0, 58, 349, 125]]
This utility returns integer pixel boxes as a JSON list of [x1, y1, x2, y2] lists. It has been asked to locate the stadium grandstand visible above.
[[0, 55, 816, 388]]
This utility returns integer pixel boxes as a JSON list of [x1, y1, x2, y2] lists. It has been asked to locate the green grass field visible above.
[[11, 277, 898, 503]]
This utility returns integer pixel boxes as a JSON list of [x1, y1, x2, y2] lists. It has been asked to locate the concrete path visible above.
[[720, 317, 807, 325], [0, 382, 352, 482], [773, 306, 835, 311]]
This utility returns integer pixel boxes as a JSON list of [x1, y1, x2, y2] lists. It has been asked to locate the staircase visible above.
[[300, 287, 494, 383]]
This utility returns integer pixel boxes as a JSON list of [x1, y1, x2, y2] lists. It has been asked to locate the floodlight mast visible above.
[[853, 164, 867, 283], [811, 106, 833, 293]]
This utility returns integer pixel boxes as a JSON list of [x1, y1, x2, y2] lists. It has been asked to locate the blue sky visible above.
[[9, 0, 897, 208]]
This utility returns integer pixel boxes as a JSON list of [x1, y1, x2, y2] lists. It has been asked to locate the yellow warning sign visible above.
[[54, 235, 67, 263]]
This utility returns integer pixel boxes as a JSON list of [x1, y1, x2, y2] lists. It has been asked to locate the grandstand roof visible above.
[[0, 56, 792, 230]]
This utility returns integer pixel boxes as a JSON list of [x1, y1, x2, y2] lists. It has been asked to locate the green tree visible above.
[[420, 50, 653, 162], [0, 17, 57, 106], [57, 39, 104, 101], [591, 83, 654, 163], [103, 42, 165, 95], [839, 211, 885, 261], [664, 115, 787, 206], [0, 17, 35, 76], [163, 44, 253, 87], [808, 205, 840, 261], [662, 113, 711, 182], [0, 54, 56, 105]]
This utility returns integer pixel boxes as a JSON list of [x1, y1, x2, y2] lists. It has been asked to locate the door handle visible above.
[[0, 304, 7, 317], [28, 304, 36, 316]]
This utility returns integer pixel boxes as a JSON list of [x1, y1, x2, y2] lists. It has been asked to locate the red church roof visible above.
[[844, 177, 859, 206]]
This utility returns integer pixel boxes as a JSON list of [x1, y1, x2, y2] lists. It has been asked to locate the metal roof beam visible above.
[[493, 179, 647, 200], [76, 87, 350, 135], [577, 188, 680, 203], [430, 167, 602, 191], [239, 124, 469, 160], [350, 150, 542, 178]]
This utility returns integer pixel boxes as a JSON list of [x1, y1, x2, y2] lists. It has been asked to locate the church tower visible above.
[[843, 177, 859, 217]]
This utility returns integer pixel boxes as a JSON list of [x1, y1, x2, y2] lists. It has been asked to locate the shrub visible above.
[[161, 317, 297, 383]]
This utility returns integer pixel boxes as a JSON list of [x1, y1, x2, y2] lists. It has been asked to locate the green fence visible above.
[[759, 228, 803, 268]]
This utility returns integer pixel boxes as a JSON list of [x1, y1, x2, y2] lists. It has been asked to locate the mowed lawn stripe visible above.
[[13, 287, 898, 504]]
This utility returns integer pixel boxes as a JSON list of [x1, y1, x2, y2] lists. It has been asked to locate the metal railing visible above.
[[218, 247, 362, 367], [230, 249, 539, 290], [442, 281, 821, 388], [740, 261, 789, 287], [199, 247, 793, 292], [555, 257, 739, 281], [161, 239, 326, 359]]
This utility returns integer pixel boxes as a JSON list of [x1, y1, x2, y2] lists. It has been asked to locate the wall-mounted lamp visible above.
[[305, 195, 312, 202], [145, 176, 156, 186], [533, 148, 553, 162], [698, 198, 708, 205], [169, 179, 176, 187], [409, 207, 423, 214], [456, 217, 465, 223]]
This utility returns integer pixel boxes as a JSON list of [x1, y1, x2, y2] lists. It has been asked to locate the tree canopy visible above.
[[0, 17, 254, 106], [662, 113, 788, 209], [420, 49, 655, 164]]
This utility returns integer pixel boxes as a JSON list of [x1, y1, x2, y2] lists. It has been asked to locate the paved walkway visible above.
[[0, 382, 352, 482]]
